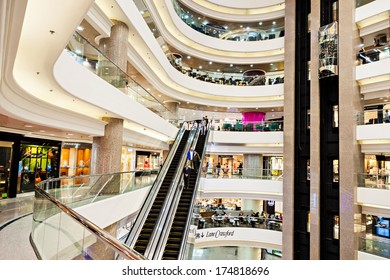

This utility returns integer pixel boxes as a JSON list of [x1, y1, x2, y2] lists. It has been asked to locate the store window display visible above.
[[60, 143, 91, 178]]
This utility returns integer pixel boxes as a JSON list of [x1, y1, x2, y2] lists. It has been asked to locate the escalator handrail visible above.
[[177, 129, 211, 260], [124, 125, 186, 249], [143, 125, 200, 259], [152, 127, 202, 260], [34, 187, 146, 260]]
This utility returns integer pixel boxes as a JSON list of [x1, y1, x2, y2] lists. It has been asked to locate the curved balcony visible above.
[[173, 0, 285, 42], [177, 0, 285, 22], [140, 0, 285, 63]]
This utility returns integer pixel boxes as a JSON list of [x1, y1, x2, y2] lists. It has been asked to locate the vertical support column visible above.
[[310, 0, 321, 260], [91, 117, 124, 175], [338, 1, 363, 260], [283, 0, 296, 260], [243, 154, 262, 177]]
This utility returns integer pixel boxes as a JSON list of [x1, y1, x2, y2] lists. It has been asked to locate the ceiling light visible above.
[[24, 125, 33, 128], [385, 100, 388, 102], [217, 69, 220, 72], [271, 29, 275, 32], [187, 56, 191, 59], [39, 130, 45, 133], [77, 26, 84, 31], [270, 63, 273, 66], [209, 61, 212, 65], [49, 134, 55, 136], [140, 11, 144, 14], [187, 101, 190, 104], [239, 70, 243, 73], [199, 66, 202, 69], [272, 21, 276, 25], [272, 109, 275, 111], [240, 25, 243, 28], [259, 22, 263, 25], [67, 133, 74, 136], [275, 68, 278, 70], [230, 64, 233, 67], [256, 107, 258, 109], [76, 50, 81, 54], [250, 64, 253, 67], [158, 94, 162, 97], [146, 88, 150, 91], [224, 26, 228, 29], [198, 17, 201, 20]]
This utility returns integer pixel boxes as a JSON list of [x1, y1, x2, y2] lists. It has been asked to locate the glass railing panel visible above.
[[356, 0, 376, 8], [202, 168, 283, 180], [357, 109, 390, 125], [359, 237, 390, 259], [358, 173, 390, 189], [133, 0, 285, 87], [37, 172, 155, 210], [357, 45, 390, 65], [213, 120, 284, 131], [65, 32, 176, 120], [172, 0, 285, 42]]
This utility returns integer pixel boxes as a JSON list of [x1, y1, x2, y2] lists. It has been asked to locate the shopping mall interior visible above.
[[0, 0, 389, 260]]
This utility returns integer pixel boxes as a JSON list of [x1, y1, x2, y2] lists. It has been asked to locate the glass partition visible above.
[[66, 32, 176, 121]]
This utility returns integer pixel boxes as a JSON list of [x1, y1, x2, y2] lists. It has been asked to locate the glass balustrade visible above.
[[134, 0, 284, 87], [359, 237, 390, 259], [357, 108, 390, 125], [66, 32, 176, 121], [201, 168, 283, 180], [358, 173, 390, 189], [31, 171, 154, 259], [172, 0, 285, 42], [357, 44, 390, 65], [356, 0, 376, 7], [211, 120, 283, 131]]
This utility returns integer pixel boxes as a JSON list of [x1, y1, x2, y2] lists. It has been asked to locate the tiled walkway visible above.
[[0, 193, 37, 260]]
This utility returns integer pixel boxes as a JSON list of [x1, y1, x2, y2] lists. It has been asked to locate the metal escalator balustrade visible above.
[[160, 130, 209, 260], [129, 126, 198, 257]]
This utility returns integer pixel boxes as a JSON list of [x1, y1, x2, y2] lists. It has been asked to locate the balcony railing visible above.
[[357, 45, 390, 65], [172, 0, 285, 42], [359, 237, 390, 259], [66, 32, 176, 121], [212, 120, 284, 131], [358, 173, 390, 189], [202, 168, 283, 180], [31, 171, 154, 259], [357, 108, 390, 125]]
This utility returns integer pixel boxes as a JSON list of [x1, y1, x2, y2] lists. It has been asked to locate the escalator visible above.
[[162, 132, 208, 260], [133, 130, 190, 254]]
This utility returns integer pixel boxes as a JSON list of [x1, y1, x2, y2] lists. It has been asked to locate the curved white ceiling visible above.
[[179, 0, 285, 22], [94, 0, 284, 108], [0, 0, 177, 144]]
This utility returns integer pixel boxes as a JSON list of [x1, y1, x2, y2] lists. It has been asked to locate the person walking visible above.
[[193, 150, 201, 173], [183, 163, 191, 189], [187, 147, 194, 169], [216, 162, 221, 177]]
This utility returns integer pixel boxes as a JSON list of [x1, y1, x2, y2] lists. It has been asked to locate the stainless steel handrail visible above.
[[144, 125, 199, 259], [151, 126, 201, 259], [34, 187, 146, 260], [124, 126, 186, 249], [177, 128, 211, 260]]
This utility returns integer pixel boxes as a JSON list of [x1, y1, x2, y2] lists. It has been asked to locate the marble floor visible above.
[[0, 193, 37, 260]]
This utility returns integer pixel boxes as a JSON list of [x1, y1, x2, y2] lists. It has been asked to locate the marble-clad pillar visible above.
[[310, 0, 321, 260], [338, 1, 364, 260], [91, 117, 124, 176], [282, 0, 296, 260]]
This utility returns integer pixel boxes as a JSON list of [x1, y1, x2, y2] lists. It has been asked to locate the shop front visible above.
[[135, 150, 162, 174], [59, 142, 92, 177]]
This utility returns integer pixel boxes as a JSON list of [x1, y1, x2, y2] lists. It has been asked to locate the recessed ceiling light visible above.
[[24, 125, 33, 128], [217, 69, 220, 72], [259, 22, 263, 25], [230, 64, 233, 67], [271, 29, 275, 32], [272, 21, 276, 25], [272, 109, 275, 111], [209, 61, 212, 65], [67, 133, 74, 136], [250, 64, 253, 67], [385, 100, 388, 102], [199, 66, 202, 69], [275, 68, 278, 70], [77, 26, 84, 31], [140, 10, 144, 14], [187, 56, 191, 59], [256, 108, 258, 109], [240, 25, 243, 28], [239, 70, 243, 73], [158, 94, 162, 97]]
